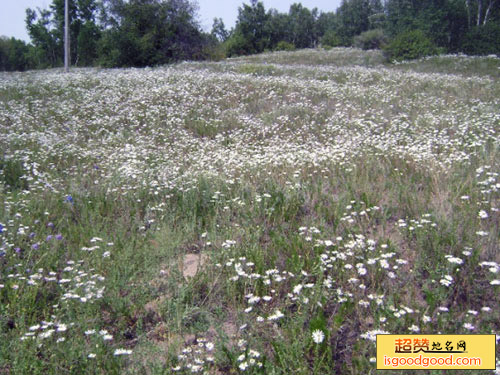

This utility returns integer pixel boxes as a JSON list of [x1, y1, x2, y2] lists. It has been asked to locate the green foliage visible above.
[[11, 0, 500, 69], [25, 7, 60, 67], [368, 12, 386, 29], [24, 0, 101, 68], [287, 3, 316, 49], [224, 32, 252, 57], [96, 29, 122, 68], [384, 29, 442, 62], [0, 158, 28, 191], [211, 17, 229, 42], [275, 41, 295, 51], [461, 23, 500, 56], [97, 0, 208, 67], [321, 30, 341, 47], [315, 11, 338, 39], [336, 0, 372, 45], [353, 28, 388, 50], [22, 0, 209, 69], [265, 10, 290, 48], [0, 37, 31, 72], [225, 2, 336, 57], [230, 0, 269, 56], [76, 22, 100, 66], [384, 0, 469, 51], [201, 41, 226, 61]]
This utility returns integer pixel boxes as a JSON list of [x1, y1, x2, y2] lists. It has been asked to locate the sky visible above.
[[0, 0, 342, 43]]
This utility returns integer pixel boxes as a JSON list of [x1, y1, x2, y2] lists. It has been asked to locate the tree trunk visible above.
[[465, 0, 471, 28], [476, 0, 482, 26], [483, 0, 497, 25]]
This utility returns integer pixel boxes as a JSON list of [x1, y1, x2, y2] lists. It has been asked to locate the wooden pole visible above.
[[64, 0, 69, 72]]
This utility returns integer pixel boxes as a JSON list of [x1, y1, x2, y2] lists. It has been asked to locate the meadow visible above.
[[0, 48, 499, 374]]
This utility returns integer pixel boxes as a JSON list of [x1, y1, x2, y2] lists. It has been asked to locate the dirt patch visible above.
[[221, 321, 237, 338], [147, 322, 169, 342], [144, 296, 166, 322], [182, 253, 207, 279]]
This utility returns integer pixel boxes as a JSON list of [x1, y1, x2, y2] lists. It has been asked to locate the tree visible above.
[[336, 0, 372, 45], [25, 7, 61, 67], [385, 0, 454, 48], [463, 0, 499, 26], [98, 0, 208, 67], [265, 9, 290, 47], [461, 21, 500, 54], [77, 21, 100, 65], [459, 0, 500, 53], [211, 17, 229, 42], [0, 37, 32, 71], [25, 0, 100, 67], [315, 11, 338, 37], [286, 3, 318, 48], [227, 0, 269, 55]]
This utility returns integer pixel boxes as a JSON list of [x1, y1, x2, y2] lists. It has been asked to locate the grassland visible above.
[[0, 48, 499, 374]]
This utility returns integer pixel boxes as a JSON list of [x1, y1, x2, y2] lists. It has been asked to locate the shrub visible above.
[[224, 32, 253, 57], [275, 41, 295, 51], [202, 43, 226, 61], [321, 30, 341, 48], [383, 29, 442, 62], [353, 29, 388, 50]]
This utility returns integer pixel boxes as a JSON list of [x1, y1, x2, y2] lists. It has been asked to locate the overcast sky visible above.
[[1, 0, 342, 42]]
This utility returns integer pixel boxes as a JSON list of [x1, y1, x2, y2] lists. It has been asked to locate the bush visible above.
[[353, 29, 388, 50], [460, 23, 500, 56], [321, 30, 341, 48], [201, 43, 226, 61], [383, 29, 442, 62], [275, 41, 295, 51], [224, 32, 253, 57]]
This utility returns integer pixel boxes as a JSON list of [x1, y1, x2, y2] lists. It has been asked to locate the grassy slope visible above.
[[0, 48, 499, 374]]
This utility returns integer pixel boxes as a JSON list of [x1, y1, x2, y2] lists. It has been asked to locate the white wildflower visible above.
[[312, 329, 325, 344]]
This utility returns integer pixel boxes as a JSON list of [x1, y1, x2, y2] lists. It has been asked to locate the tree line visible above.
[[1, 0, 499, 71]]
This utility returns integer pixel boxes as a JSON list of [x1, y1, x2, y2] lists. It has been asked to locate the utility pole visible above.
[[64, 0, 69, 72]]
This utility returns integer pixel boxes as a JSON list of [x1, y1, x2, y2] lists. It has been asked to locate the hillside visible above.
[[0, 48, 499, 374]]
